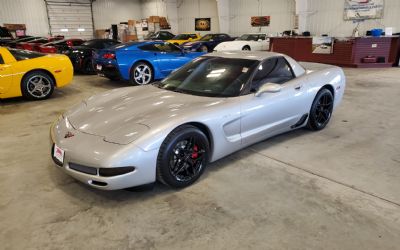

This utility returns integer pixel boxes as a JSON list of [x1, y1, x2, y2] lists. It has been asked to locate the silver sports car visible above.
[[50, 51, 345, 190]]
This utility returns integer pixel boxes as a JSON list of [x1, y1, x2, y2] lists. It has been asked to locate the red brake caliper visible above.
[[191, 145, 198, 159]]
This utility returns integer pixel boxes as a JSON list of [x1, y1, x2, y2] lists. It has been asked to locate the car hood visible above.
[[66, 85, 225, 145], [182, 41, 203, 47]]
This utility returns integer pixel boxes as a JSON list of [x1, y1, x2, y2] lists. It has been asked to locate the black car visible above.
[[0, 26, 14, 45], [67, 39, 120, 74], [145, 31, 175, 41], [181, 33, 235, 52]]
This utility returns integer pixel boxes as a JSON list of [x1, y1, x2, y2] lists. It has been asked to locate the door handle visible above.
[[294, 85, 302, 90]]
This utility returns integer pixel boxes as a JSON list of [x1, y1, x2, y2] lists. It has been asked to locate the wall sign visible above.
[[344, 0, 384, 20], [195, 18, 211, 31], [251, 16, 271, 27], [312, 37, 334, 54]]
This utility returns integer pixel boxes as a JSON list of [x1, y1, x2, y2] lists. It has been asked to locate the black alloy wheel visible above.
[[307, 88, 334, 130], [157, 125, 209, 188]]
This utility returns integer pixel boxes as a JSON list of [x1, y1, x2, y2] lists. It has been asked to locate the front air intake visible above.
[[99, 167, 135, 177]]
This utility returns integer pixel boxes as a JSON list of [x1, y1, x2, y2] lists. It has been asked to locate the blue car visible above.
[[181, 33, 235, 52], [93, 41, 205, 85]]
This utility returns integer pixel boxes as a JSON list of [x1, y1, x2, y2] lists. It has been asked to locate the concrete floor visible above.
[[0, 68, 399, 249]]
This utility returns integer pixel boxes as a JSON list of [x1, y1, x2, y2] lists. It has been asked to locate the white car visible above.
[[214, 33, 270, 52]]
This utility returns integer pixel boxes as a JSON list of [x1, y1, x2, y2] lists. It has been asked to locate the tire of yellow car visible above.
[[21, 71, 55, 100]]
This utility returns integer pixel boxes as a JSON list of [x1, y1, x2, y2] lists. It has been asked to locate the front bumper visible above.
[[50, 116, 158, 190]]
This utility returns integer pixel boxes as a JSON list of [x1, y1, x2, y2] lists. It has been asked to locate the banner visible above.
[[251, 16, 271, 27], [344, 0, 384, 20], [195, 18, 211, 31]]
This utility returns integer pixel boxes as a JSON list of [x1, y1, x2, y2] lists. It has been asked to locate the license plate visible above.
[[96, 64, 102, 71], [53, 144, 65, 164]]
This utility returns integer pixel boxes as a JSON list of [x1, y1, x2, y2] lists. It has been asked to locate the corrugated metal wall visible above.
[[229, 0, 296, 36], [140, 0, 179, 35], [92, 0, 142, 30], [177, 0, 220, 35], [0, 0, 50, 36], [306, 0, 400, 36]]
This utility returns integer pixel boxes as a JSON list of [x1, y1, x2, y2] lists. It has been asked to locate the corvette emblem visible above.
[[64, 131, 75, 138]]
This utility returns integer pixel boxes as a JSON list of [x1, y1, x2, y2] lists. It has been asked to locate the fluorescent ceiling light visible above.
[[60, 28, 68, 32], [77, 28, 85, 32]]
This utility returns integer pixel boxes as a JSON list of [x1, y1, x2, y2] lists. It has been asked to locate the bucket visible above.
[[371, 29, 383, 37]]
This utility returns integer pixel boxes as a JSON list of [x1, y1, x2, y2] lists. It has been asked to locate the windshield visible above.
[[9, 48, 44, 61], [200, 34, 214, 41], [155, 57, 258, 97], [236, 34, 260, 41], [172, 34, 190, 40]]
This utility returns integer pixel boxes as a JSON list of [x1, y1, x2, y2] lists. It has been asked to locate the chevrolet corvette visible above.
[[50, 51, 345, 190], [93, 41, 204, 85], [0, 47, 73, 100], [214, 33, 270, 51]]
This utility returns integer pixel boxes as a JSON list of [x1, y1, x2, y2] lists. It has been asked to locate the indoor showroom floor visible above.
[[1, 68, 399, 249]]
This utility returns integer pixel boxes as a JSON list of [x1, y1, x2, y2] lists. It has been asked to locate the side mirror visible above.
[[255, 83, 282, 97]]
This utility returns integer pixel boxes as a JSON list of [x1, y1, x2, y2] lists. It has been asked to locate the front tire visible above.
[[156, 125, 210, 188], [242, 45, 251, 51], [21, 71, 55, 100], [307, 88, 334, 130], [130, 62, 153, 86]]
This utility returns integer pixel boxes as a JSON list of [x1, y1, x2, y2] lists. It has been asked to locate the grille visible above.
[[69, 163, 97, 175]]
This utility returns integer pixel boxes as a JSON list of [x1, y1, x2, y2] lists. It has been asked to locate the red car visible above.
[[38, 39, 85, 54], [16, 36, 64, 51]]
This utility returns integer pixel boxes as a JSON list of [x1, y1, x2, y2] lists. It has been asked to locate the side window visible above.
[[251, 57, 295, 89], [259, 34, 266, 40], [190, 34, 197, 39], [139, 44, 159, 51], [155, 43, 181, 52], [0, 54, 4, 64]]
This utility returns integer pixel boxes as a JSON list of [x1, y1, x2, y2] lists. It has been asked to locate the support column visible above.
[[216, 0, 230, 34]]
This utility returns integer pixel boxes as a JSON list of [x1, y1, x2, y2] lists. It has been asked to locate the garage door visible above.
[[44, 0, 94, 39]]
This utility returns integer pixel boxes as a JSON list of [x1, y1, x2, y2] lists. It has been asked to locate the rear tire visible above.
[[21, 71, 54, 100], [156, 125, 210, 188], [129, 62, 153, 86], [307, 88, 334, 131], [242, 45, 251, 51]]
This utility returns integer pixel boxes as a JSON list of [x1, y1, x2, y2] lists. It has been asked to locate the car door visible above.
[[153, 43, 191, 76], [0, 52, 14, 94], [240, 57, 308, 146]]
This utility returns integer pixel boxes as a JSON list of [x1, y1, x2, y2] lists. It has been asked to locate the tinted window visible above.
[[8, 49, 44, 61], [251, 57, 295, 89], [189, 34, 198, 39], [139, 43, 181, 52], [155, 57, 258, 97], [172, 34, 190, 40], [0, 54, 4, 64]]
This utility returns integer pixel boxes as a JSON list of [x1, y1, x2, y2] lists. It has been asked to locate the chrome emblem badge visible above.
[[64, 131, 74, 139]]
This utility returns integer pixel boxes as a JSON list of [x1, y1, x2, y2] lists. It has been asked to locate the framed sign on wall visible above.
[[195, 18, 211, 31], [344, 0, 384, 20], [251, 16, 271, 27]]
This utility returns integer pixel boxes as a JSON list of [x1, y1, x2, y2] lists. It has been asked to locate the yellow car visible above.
[[0, 46, 73, 100], [166, 33, 201, 45]]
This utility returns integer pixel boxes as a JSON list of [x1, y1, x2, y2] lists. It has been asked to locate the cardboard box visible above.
[[95, 29, 107, 39], [3, 23, 26, 31], [149, 16, 160, 23], [127, 35, 138, 41]]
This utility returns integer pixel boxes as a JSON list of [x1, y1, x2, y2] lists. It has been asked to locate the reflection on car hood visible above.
[[66, 85, 225, 144]]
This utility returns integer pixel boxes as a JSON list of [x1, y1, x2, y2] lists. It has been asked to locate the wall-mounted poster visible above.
[[251, 16, 271, 27], [344, 0, 384, 20], [195, 18, 211, 31], [312, 37, 334, 54]]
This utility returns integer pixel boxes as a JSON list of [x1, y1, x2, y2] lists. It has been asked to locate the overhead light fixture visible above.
[[77, 28, 85, 32], [60, 28, 68, 32]]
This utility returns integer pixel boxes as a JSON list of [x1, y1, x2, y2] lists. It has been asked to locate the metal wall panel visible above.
[[306, 0, 400, 36], [45, 0, 94, 39], [92, 0, 142, 29], [0, 0, 50, 36], [177, 0, 220, 35], [229, 0, 296, 36], [141, 0, 178, 34]]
